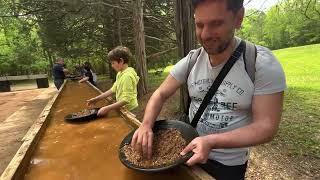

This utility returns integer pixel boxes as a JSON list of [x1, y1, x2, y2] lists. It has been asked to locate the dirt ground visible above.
[[0, 85, 57, 174], [0, 89, 45, 123]]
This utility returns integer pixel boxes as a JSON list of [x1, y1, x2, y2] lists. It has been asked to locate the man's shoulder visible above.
[[240, 39, 276, 63], [255, 45, 278, 63]]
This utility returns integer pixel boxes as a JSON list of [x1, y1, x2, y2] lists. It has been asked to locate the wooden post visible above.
[[36, 78, 49, 88], [0, 81, 11, 92]]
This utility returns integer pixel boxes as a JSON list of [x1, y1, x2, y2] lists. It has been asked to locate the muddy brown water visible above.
[[24, 82, 193, 180]]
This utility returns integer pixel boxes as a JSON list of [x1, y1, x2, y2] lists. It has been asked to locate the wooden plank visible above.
[[0, 75, 48, 81]]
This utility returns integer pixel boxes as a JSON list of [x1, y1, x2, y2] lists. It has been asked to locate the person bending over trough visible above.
[[87, 46, 139, 116]]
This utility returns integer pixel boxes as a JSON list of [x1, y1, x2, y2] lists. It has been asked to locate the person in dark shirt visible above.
[[52, 57, 69, 90], [78, 62, 96, 86]]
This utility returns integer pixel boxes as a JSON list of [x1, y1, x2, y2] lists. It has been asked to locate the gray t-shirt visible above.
[[170, 38, 286, 166]]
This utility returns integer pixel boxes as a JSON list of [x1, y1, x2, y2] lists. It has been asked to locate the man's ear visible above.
[[235, 8, 244, 29]]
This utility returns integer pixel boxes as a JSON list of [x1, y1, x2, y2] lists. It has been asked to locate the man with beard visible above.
[[131, 0, 286, 179]]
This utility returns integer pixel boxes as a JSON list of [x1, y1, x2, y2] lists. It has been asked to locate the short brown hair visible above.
[[192, 0, 244, 13], [107, 46, 132, 64]]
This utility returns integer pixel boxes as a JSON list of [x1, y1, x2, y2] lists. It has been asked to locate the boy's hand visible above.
[[97, 106, 110, 117], [87, 98, 98, 107]]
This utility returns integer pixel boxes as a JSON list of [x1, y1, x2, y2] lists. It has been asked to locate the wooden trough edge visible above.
[[0, 81, 66, 180]]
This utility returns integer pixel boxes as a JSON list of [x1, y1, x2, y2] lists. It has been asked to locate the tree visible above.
[[175, 0, 197, 113], [133, 0, 148, 96]]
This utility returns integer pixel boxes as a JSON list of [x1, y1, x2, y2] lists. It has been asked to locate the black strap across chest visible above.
[[190, 40, 246, 127]]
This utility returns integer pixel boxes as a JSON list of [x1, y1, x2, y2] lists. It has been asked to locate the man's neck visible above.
[[209, 38, 236, 67]]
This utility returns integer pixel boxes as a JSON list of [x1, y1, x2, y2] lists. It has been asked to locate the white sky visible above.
[[244, 0, 280, 11]]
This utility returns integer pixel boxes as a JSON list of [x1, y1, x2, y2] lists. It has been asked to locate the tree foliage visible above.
[[0, 0, 319, 77], [238, 0, 320, 50]]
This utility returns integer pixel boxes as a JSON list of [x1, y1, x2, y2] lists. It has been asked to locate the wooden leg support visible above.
[[0, 81, 11, 92], [36, 78, 49, 88]]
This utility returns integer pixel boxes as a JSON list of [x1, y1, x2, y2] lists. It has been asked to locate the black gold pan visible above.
[[119, 120, 199, 173], [64, 108, 100, 122]]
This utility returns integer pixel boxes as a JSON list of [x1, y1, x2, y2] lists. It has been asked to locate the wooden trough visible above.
[[0, 81, 213, 180]]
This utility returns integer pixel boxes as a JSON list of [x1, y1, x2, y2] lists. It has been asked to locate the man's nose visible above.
[[201, 26, 213, 41]]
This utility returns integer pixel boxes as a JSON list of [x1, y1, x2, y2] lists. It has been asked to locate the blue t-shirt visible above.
[[53, 63, 65, 80]]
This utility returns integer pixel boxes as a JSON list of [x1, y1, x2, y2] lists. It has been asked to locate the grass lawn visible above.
[[273, 44, 320, 157]]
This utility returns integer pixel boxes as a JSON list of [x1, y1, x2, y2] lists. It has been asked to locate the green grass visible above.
[[147, 66, 173, 89], [273, 44, 320, 157], [274, 44, 320, 88], [147, 72, 168, 89]]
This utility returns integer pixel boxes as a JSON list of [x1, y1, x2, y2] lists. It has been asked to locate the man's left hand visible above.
[[180, 136, 212, 166]]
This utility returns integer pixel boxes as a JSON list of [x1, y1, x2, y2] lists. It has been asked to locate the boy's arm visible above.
[[97, 101, 127, 116], [95, 89, 113, 100], [113, 75, 135, 105], [87, 88, 114, 106]]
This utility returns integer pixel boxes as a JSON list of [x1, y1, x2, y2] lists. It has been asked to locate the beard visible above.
[[201, 36, 233, 55]]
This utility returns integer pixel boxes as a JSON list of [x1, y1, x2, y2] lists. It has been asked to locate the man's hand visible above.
[[130, 124, 154, 159], [180, 136, 212, 166], [97, 106, 110, 116]]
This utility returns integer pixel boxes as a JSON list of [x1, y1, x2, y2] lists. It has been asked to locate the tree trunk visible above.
[[46, 49, 53, 77], [116, 1, 123, 46], [133, 0, 148, 97], [175, 0, 197, 113]]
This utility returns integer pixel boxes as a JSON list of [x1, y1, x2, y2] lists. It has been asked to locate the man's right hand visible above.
[[86, 98, 98, 107], [131, 124, 154, 159]]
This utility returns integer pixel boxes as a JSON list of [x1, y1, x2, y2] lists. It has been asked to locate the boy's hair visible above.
[[107, 46, 132, 64], [191, 0, 244, 13]]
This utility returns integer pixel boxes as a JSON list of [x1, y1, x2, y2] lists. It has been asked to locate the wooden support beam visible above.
[[0, 74, 48, 81]]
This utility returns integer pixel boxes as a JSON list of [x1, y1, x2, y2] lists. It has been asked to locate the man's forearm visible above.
[[206, 119, 279, 149], [141, 90, 166, 128], [207, 93, 283, 149]]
